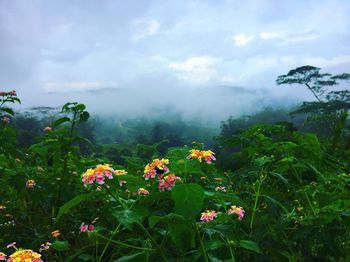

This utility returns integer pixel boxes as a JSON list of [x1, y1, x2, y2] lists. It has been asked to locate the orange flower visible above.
[[51, 230, 60, 238]]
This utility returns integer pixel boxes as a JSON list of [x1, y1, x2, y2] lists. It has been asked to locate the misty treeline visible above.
[[1, 66, 350, 261]]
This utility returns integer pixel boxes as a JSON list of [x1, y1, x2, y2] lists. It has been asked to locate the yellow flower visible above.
[[51, 229, 60, 238], [7, 249, 42, 262], [114, 169, 128, 176]]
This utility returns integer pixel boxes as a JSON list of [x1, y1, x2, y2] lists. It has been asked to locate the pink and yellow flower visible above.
[[26, 180, 36, 189], [82, 164, 117, 186], [39, 242, 52, 252], [200, 210, 218, 222], [6, 242, 17, 249], [80, 222, 95, 233], [215, 186, 227, 192], [143, 159, 169, 180], [7, 249, 42, 262], [137, 188, 149, 196], [228, 205, 245, 221], [0, 252, 6, 261], [187, 149, 216, 164], [114, 169, 127, 176], [158, 174, 181, 191]]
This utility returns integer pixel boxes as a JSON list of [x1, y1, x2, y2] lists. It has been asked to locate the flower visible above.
[[137, 188, 149, 196], [119, 180, 127, 186], [200, 210, 218, 222], [187, 149, 216, 164], [0, 90, 17, 96], [215, 186, 227, 192], [82, 164, 117, 186], [43, 126, 52, 132], [39, 242, 51, 252], [114, 169, 127, 176], [6, 242, 17, 249], [158, 174, 181, 191], [0, 252, 6, 261], [228, 205, 245, 221], [51, 230, 60, 238], [0, 205, 6, 210], [80, 222, 95, 233], [7, 249, 42, 262], [143, 159, 169, 180], [26, 180, 36, 189], [1, 117, 10, 125]]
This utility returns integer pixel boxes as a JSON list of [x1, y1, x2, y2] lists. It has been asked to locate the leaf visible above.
[[79, 111, 90, 123], [113, 252, 147, 262], [53, 117, 71, 127], [1, 107, 14, 116], [268, 172, 288, 184], [239, 240, 262, 254], [204, 239, 224, 251], [113, 209, 143, 230], [171, 183, 204, 220], [56, 194, 91, 222], [148, 216, 165, 228], [167, 214, 194, 253], [52, 240, 70, 251]]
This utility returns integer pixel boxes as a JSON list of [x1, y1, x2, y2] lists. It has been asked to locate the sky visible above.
[[1, 0, 350, 118]]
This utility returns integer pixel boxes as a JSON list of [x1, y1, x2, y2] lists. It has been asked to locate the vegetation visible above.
[[0, 66, 349, 261]]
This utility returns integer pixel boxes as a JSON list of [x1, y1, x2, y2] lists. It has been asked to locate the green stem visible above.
[[95, 232, 155, 251], [227, 240, 236, 262], [196, 224, 209, 262], [104, 184, 128, 209], [139, 223, 168, 262], [250, 175, 263, 233], [97, 224, 121, 262]]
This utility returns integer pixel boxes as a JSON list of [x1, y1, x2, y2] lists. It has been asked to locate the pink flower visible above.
[[215, 186, 226, 192], [105, 170, 113, 179], [158, 174, 181, 191], [6, 242, 16, 249], [137, 188, 149, 196], [200, 210, 217, 222], [39, 242, 52, 252], [228, 205, 245, 221], [95, 172, 105, 185], [0, 252, 6, 261], [80, 222, 95, 233], [80, 223, 88, 233]]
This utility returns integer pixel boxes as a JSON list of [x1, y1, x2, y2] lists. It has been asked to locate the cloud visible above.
[[168, 56, 220, 82], [302, 55, 350, 68], [260, 31, 284, 39], [43, 82, 105, 93], [232, 33, 255, 46], [132, 19, 160, 41]]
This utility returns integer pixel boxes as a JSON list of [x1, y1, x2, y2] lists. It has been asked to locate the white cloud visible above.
[[302, 55, 350, 68], [43, 82, 105, 92], [232, 33, 255, 46], [284, 35, 318, 43], [169, 56, 220, 82], [260, 31, 284, 39], [132, 19, 160, 41]]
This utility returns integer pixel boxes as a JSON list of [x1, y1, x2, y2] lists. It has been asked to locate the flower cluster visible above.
[[228, 205, 245, 221], [137, 188, 149, 196], [80, 222, 95, 233], [186, 149, 216, 164], [0, 90, 17, 96], [51, 230, 60, 238], [158, 174, 181, 191], [143, 159, 180, 191], [200, 210, 218, 222], [39, 242, 51, 252], [215, 186, 227, 192], [144, 159, 169, 180], [7, 249, 42, 262], [26, 180, 36, 189], [0, 252, 6, 261], [82, 164, 116, 186]]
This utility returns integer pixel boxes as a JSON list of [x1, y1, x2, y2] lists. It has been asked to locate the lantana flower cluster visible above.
[[200, 205, 246, 222], [143, 159, 181, 191], [187, 149, 216, 164], [6, 249, 42, 262], [82, 164, 127, 186], [0, 90, 17, 96]]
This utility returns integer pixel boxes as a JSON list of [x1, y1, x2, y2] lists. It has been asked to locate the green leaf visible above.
[[171, 183, 204, 220], [113, 252, 147, 262], [167, 214, 194, 253], [79, 111, 90, 123], [53, 117, 71, 127], [52, 240, 70, 251], [239, 240, 262, 254], [204, 239, 224, 251], [113, 209, 143, 230], [148, 215, 165, 228], [1, 107, 14, 116], [56, 194, 91, 222]]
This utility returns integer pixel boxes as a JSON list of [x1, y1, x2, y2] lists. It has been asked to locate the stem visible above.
[[97, 224, 121, 262], [250, 175, 263, 233], [139, 223, 168, 262], [196, 224, 209, 262], [104, 184, 128, 209], [95, 232, 155, 251], [227, 239, 236, 262], [305, 83, 322, 102]]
